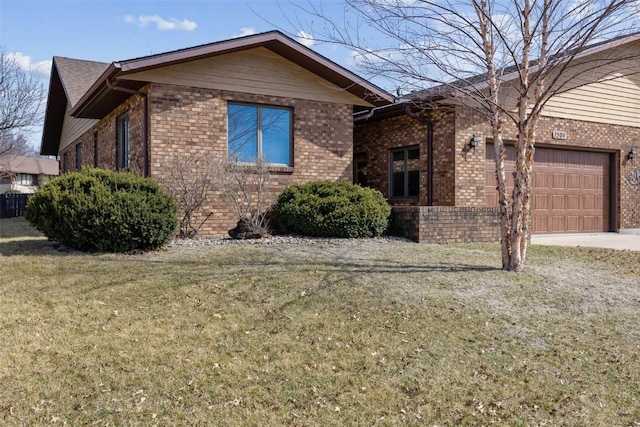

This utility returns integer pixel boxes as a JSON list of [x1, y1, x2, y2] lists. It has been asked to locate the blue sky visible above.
[[0, 0, 363, 149], [0, 0, 356, 72]]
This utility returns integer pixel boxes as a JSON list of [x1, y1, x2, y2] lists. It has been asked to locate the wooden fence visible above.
[[0, 193, 30, 218]]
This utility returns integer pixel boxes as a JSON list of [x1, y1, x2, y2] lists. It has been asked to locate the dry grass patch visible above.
[[1, 218, 639, 425]]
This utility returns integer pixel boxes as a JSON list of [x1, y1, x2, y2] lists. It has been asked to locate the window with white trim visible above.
[[16, 174, 35, 186]]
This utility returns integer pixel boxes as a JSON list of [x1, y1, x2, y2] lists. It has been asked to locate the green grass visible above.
[[1, 217, 639, 425]]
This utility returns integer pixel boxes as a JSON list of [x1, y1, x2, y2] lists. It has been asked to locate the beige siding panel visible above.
[[120, 47, 373, 107], [59, 107, 98, 152], [541, 40, 640, 126], [543, 72, 640, 126]]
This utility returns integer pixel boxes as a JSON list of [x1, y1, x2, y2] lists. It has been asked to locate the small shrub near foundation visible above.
[[25, 169, 177, 252], [273, 180, 391, 238]]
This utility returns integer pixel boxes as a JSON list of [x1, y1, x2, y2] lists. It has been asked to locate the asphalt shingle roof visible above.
[[0, 155, 59, 176], [53, 57, 110, 108]]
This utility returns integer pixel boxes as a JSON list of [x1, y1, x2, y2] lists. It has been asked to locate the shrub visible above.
[[273, 180, 391, 238], [25, 169, 178, 252]]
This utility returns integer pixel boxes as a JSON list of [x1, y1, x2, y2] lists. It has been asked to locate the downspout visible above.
[[105, 79, 150, 177], [404, 104, 434, 206]]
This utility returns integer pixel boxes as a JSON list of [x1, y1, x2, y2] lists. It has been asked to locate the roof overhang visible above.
[[70, 64, 146, 118], [71, 31, 393, 119], [40, 62, 68, 155]]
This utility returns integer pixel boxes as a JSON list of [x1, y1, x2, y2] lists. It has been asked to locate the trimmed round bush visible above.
[[273, 180, 391, 238], [25, 168, 178, 252]]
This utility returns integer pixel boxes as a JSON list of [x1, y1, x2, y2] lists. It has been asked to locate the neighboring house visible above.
[[39, 30, 640, 242], [0, 155, 59, 194], [39, 31, 393, 237], [354, 33, 640, 242]]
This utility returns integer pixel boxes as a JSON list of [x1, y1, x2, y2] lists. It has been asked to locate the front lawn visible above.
[[1, 217, 639, 425]]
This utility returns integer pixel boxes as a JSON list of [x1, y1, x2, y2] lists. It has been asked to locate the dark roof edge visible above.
[[40, 61, 67, 155]]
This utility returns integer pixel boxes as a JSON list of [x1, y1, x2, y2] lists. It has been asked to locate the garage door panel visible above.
[[552, 216, 566, 232], [566, 216, 581, 232], [534, 216, 549, 233], [583, 175, 600, 190], [567, 194, 581, 210], [584, 216, 599, 230], [567, 174, 581, 189], [553, 173, 566, 189], [595, 195, 604, 210], [583, 195, 596, 210], [552, 195, 566, 210], [486, 145, 610, 234], [534, 171, 552, 189], [534, 194, 548, 209]]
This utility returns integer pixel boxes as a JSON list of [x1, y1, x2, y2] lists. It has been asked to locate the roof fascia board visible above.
[[40, 61, 67, 155], [117, 32, 284, 73]]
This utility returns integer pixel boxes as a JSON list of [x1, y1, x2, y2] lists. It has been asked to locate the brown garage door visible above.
[[485, 145, 610, 234]]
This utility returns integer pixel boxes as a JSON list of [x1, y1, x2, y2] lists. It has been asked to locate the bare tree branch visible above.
[[299, 0, 640, 271], [0, 48, 44, 156]]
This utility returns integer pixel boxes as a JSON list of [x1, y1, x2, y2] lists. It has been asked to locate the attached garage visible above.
[[485, 145, 612, 234]]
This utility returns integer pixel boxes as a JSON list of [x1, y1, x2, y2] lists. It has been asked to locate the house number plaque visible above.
[[552, 131, 567, 140]]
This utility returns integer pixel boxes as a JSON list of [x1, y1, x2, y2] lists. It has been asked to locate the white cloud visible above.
[[232, 27, 256, 38], [5, 52, 51, 78], [297, 30, 315, 48], [125, 14, 197, 31]]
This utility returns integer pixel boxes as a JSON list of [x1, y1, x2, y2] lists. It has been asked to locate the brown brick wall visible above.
[[60, 83, 354, 238], [389, 206, 501, 243], [455, 107, 640, 229], [354, 109, 456, 206], [59, 88, 640, 238], [357, 105, 640, 234], [147, 83, 354, 237], [59, 91, 147, 175]]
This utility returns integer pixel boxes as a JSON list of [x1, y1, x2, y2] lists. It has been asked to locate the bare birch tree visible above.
[[305, 0, 640, 271]]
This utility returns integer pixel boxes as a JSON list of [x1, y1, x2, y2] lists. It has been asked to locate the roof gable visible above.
[[71, 31, 393, 118], [40, 31, 394, 156], [119, 46, 376, 106], [55, 57, 110, 107], [360, 32, 640, 124], [40, 57, 109, 155]]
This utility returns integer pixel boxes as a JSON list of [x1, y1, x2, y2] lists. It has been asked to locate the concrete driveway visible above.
[[531, 232, 640, 251]]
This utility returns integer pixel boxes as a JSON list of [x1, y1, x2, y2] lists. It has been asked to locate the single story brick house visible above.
[[40, 31, 393, 237], [0, 155, 59, 194], [40, 31, 640, 241]]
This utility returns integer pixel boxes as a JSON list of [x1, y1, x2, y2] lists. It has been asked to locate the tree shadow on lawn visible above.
[[147, 252, 500, 276], [0, 218, 88, 257], [0, 236, 75, 257], [0, 215, 501, 273], [0, 238, 500, 273]]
